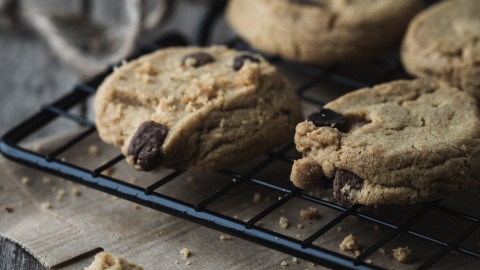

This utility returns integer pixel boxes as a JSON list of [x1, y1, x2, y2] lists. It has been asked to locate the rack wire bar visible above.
[[301, 204, 362, 248], [417, 221, 480, 270], [2, 1, 480, 269], [354, 204, 436, 263], [46, 127, 96, 161], [92, 154, 125, 177]]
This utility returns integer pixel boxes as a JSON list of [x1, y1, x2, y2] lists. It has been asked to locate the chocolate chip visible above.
[[307, 108, 346, 131], [233, 55, 260, 71], [333, 170, 364, 203], [127, 121, 168, 171], [182, 52, 215, 68], [289, 0, 325, 6]]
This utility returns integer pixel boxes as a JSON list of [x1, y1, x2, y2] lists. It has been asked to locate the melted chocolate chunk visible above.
[[127, 121, 168, 171], [232, 55, 260, 71], [307, 108, 346, 131], [333, 170, 364, 203], [182, 52, 215, 67]]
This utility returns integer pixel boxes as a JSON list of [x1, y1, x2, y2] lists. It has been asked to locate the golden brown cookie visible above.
[[291, 79, 480, 205], [94, 46, 302, 171], [227, 0, 422, 66], [402, 0, 480, 101]]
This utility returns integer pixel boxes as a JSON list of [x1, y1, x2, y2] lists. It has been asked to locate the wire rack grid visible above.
[[2, 2, 480, 270]]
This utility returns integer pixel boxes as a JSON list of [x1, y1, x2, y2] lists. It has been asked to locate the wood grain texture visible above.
[[0, 237, 45, 270]]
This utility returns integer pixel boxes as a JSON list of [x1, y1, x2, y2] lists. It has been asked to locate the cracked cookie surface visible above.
[[402, 0, 480, 101], [94, 46, 302, 171], [226, 0, 421, 66], [291, 79, 480, 205]]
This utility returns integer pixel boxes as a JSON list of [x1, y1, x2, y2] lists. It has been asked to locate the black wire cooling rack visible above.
[[2, 2, 480, 269]]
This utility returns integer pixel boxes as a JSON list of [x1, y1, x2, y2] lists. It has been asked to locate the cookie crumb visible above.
[[21, 176, 31, 185], [253, 192, 262, 203], [354, 250, 361, 257], [279, 216, 289, 229], [280, 260, 288, 267], [180, 248, 191, 258], [4, 206, 14, 213], [174, 261, 178, 264], [393, 247, 413, 263], [300, 207, 319, 220], [339, 234, 360, 252], [56, 189, 66, 202], [220, 234, 232, 241], [449, 250, 459, 257], [41, 201, 52, 210], [128, 177, 137, 184], [337, 226, 343, 232], [186, 261, 192, 266], [85, 251, 143, 270], [42, 177, 52, 185], [186, 176, 194, 183], [378, 248, 386, 255], [71, 186, 82, 197], [297, 223, 304, 229], [132, 204, 140, 210], [365, 259, 372, 264], [103, 167, 115, 176], [88, 145, 100, 156], [292, 257, 299, 264], [60, 157, 67, 162]]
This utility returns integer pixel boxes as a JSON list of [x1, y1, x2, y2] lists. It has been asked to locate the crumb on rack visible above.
[[253, 192, 262, 203], [88, 145, 100, 156], [71, 186, 82, 197], [180, 248, 191, 258], [365, 259, 372, 264], [378, 248, 386, 255], [4, 206, 14, 213], [279, 216, 289, 229], [21, 176, 31, 185], [297, 223, 304, 229], [185, 261, 192, 266], [280, 260, 288, 267], [132, 204, 140, 210], [337, 226, 343, 232], [292, 257, 299, 264], [56, 189, 66, 202], [41, 201, 52, 210], [393, 247, 413, 263], [339, 234, 360, 252], [42, 177, 52, 185], [299, 207, 319, 220], [220, 234, 232, 241]]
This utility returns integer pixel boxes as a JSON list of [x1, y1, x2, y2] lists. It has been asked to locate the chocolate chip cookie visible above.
[[291, 79, 480, 205], [94, 46, 303, 171], [402, 0, 480, 101], [226, 0, 422, 66]]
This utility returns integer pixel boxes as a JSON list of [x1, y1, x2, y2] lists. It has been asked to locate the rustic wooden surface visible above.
[[0, 238, 45, 270]]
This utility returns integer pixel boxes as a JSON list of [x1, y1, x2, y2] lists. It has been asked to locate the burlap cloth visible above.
[[1, 128, 480, 269]]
